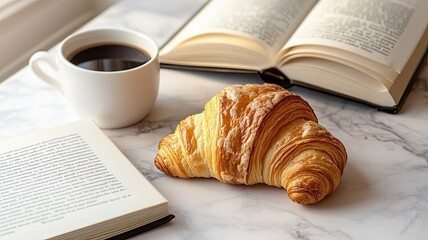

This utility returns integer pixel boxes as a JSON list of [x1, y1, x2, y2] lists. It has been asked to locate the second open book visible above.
[[160, 0, 428, 113], [0, 120, 173, 239]]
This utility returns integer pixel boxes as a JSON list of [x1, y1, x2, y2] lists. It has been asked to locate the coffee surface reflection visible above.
[[69, 44, 151, 71]]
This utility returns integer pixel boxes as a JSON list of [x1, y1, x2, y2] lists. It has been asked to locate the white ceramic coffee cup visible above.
[[29, 28, 160, 129]]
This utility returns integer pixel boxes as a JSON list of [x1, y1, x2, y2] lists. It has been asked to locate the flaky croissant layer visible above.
[[155, 84, 347, 204]]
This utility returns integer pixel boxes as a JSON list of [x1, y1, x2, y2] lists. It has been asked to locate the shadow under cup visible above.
[[59, 29, 160, 129]]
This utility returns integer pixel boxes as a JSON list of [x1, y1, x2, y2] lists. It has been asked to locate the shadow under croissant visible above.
[[303, 160, 374, 209], [157, 159, 372, 208]]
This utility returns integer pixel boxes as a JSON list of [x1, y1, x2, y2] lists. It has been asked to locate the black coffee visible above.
[[69, 44, 151, 71]]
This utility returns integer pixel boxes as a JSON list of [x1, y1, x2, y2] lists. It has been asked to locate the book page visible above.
[[163, 0, 317, 57], [0, 120, 168, 239], [283, 0, 428, 72]]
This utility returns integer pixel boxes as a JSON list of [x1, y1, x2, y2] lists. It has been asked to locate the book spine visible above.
[[257, 68, 292, 88]]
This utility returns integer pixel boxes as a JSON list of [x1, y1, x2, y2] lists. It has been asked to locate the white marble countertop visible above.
[[1, 0, 428, 239]]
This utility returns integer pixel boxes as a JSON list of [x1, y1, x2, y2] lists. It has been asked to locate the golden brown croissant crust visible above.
[[155, 83, 347, 204]]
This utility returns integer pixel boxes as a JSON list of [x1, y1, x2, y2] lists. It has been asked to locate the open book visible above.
[[0, 120, 173, 240], [160, 0, 428, 113]]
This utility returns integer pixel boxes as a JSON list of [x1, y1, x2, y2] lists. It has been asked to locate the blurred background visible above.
[[0, 0, 119, 82]]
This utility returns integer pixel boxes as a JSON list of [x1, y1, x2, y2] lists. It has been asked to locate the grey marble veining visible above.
[[1, 0, 428, 239]]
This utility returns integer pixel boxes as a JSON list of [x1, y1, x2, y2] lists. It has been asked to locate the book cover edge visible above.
[[106, 214, 175, 240], [160, 52, 427, 114]]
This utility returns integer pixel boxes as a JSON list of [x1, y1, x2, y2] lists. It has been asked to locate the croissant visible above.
[[155, 83, 347, 204]]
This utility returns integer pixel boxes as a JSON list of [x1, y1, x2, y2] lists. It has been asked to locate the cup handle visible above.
[[29, 51, 63, 93]]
